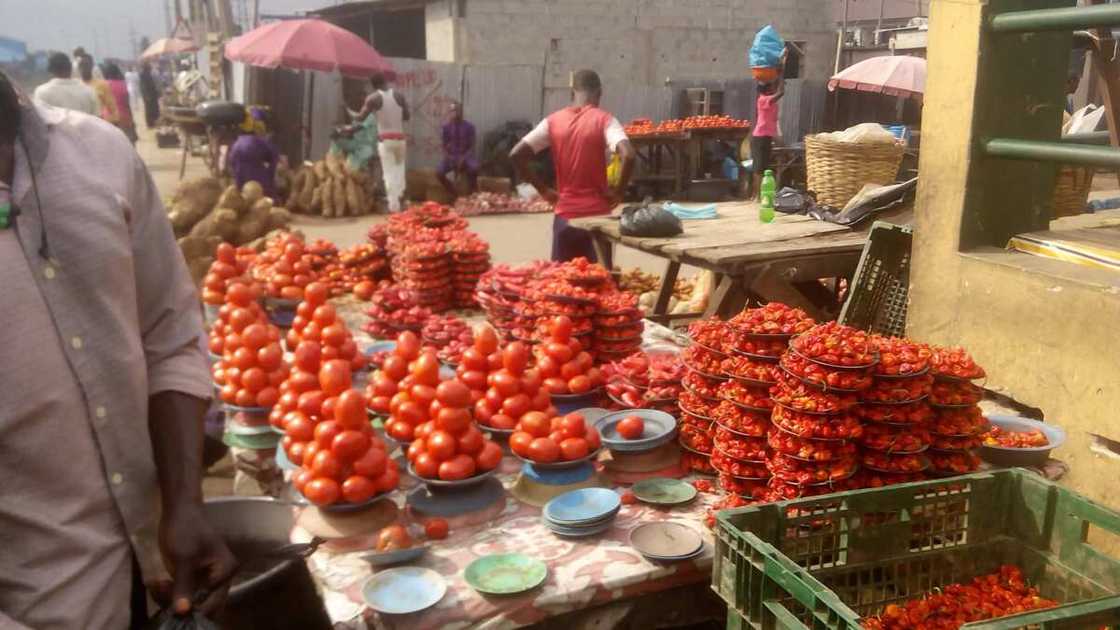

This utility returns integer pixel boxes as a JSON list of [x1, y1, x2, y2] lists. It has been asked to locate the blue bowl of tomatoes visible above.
[[593, 410, 678, 453]]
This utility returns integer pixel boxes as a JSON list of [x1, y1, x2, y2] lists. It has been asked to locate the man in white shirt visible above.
[[351, 72, 410, 212], [33, 53, 99, 116]]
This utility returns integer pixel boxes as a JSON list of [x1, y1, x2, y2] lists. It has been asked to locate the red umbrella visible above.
[[224, 18, 394, 78]]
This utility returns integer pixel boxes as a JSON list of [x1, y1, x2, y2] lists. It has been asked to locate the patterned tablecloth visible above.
[[291, 456, 721, 630]]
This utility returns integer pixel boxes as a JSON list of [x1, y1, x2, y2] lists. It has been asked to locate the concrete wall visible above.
[[434, 0, 837, 86], [911, 0, 1120, 524]]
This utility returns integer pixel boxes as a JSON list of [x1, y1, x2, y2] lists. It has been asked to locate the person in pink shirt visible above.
[[103, 62, 138, 144], [751, 77, 784, 199]]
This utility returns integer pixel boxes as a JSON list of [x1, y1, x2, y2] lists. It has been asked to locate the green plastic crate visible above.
[[713, 469, 1120, 629]]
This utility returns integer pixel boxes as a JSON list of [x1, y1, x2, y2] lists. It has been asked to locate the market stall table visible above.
[[571, 202, 905, 322]]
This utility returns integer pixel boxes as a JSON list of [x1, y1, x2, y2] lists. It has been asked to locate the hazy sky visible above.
[[0, 0, 333, 60]]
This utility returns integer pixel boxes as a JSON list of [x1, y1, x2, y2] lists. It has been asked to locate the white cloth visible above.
[[125, 71, 140, 109], [522, 114, 628, 153], [375, 88, 404, 137], [32, 79, 99, 116], [378, 138, 407, 212]]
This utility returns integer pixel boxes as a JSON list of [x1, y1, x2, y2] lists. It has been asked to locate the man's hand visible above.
[[606, 187, 624, 208], [539, 187, 559, 204], [155, 503, 237, 616]]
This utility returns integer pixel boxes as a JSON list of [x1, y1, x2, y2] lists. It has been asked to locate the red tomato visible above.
[[585, 427, 602, 450], [519, 411, 551, 438], [233, 347, 256, 371], [617, 415, 645, 440], [536, 356, 559, 378], [487, 352, 503, 371], [413, 452, 439, 478], [396, 400, 426, 426], [375, 524, 411, 551], [491, 370, 521, 397], [297, 391, 326, 418], [369, 395, 391, 414], [301, 322, 322, 343], [509, 431, 534, 457], [303, 477, 340, 506], [501, 394, 532, 420], [386, 420, 415, 442], [285, 411, 314, 441], [235, 388, 257, 408], [313, 419, 341, 447], [311, 448, 340, 477], [427, 430, 457, 461], [278, 390, 299, 412], [568, 375, 592, 394], [411, 352, 442, 386], [374, 461, 400, 492], [256, 387, 279, 408], [382, 355, 409, 381], [489, 413, 517, 430], [560, 361, 584, 381], [550, 316, 573, 342], [395, 331, 422, 360], [341, 475, 377, 504], [410, 384, 437, 408], [319, 359, 352, 396], [312, 304, 337, 328], [240, 324, 270, 351], [460, 370, 488, 392], [438, 454, 477, 480], [502, 342, 530, 375], [372, 373, 398, 397], [561, 413, 586, 439], [474, 324, 499, 354], [291, 467, 313, 493], [473, 399, 495, 423], [560, 437, 590, 461], [331, 430, 370, 461], [484, 387, 505, 411], [424, 518, 450, 540], [334, 390, 368, 429], [321, 323, 348, 347], [436, 407, 471, 433], [531, 390, 551, 411], [220, 383, 237, 404], [303, 282, 329, 306], [428, 398, 443, 421], [257, 344, 283, 371], [457, 426, 485, 455], [240, 367, 267, 393], [574, 352, 594, 372], [289, 370, 319, 394], [436, 380, 471, 408], [294, 341, 321, 372], [544, 377, 569, 395], [352, 446, 388, 478], [286, 440, 307, 466], [407, 439, 426, 463], [527, 438, 561, 463], [461, 347, 489, 371], [545, 342, 574, 364], [225, 281, 253, 306], [229, 308, 256, 333], [520, 369, 542, 397], [475, 441, 503, 471]]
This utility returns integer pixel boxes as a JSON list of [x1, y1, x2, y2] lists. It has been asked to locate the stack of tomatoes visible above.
[[464, 328, 554, 432], [678, 319, 734, 475], [405, 380, 503, 482], [927, 346, 987, 476], [370, 334, 448, 444], [422, 315, 473, 365], [593, 292, 644, 359], [283, 282, 367, 373], [766, 322, 875, 494], [250, 234, 320, 302], [509, 411, 602, 464], [532, 316, 605, 397], [448, 234, 490, 309], [276, 344, 399, 507], [396, 242, 452, 313], [209, 282, 290, 412], [474, 262, 552, 341], [318, 243, 390, 295], [364, 285, 431, 339], [602, 351, 684, 413], [201, 242, 256, 307], [845, 335, 936, 479]]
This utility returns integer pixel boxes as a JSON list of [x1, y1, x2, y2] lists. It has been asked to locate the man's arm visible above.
[[773, 77, 786, 101], [353, 92, 382, 124], [395, 92, 410, 122], [510, 118, 556, 202], [613, 139, 636, 204], [123, 135, 235, 615]]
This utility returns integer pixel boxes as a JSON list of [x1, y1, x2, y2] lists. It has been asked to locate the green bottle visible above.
[[759, 169, 776, 223]]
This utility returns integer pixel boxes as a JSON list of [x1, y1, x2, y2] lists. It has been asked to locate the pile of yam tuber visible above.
[[285, 150, 380, 217], [169, 176, 293, 284]]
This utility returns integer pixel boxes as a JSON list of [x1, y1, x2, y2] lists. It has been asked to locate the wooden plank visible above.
[[687, 233, 868, 269], [653, 261, 681, 317], [659, 219, 848, 256]]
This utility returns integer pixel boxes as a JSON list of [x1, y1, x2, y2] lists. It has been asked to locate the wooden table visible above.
[[629, 128, 752, 198], [571, 202, 892, 322]]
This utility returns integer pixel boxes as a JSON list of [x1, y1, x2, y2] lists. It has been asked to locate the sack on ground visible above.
[[620, 203, 683, 237]]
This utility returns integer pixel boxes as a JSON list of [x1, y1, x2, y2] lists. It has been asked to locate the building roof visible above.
[[310, 0, 429, 18], [837, 0, 929, 23]]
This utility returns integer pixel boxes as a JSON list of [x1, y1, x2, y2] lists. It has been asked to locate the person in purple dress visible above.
[[226, 108, 280, 198], [436, 101, 480, 199]]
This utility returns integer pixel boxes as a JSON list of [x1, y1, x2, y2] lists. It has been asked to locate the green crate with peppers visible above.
[[713, 469, 1120, 629]]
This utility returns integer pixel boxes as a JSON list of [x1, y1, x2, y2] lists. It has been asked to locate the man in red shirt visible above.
[[511, 69, 635, 262]]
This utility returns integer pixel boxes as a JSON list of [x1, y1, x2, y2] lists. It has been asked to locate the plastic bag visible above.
[[606, 154, 622, 188], [749, 26, 785, 69], [620, 203, 683, 237], [816, 123, 898, 144]]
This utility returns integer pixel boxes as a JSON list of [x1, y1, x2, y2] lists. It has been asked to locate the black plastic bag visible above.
[[143, 609, 220, 630], [619, 204, 683, 237]]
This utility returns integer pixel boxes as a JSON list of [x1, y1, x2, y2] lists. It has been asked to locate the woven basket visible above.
[[804, 134, 905, 208], [1051, 165, 1092, 218]]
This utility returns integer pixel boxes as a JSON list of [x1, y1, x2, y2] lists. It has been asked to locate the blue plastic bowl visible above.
[[979, 415, 1066, 468], [593, 409, 678, 453], [551, 389, 604, 414]]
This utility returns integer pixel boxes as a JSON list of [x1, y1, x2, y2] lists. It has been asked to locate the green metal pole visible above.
[[990, 4, 1120, 33], [983, 138, 1120, 167]]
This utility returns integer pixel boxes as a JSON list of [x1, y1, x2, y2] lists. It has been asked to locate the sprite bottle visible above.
[[759, 169, 776, 223]]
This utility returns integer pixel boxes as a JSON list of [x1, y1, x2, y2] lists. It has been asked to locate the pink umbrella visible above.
[[224, 18, 394, 78], [140, 37, 198, 61], [828, 56, 926, 100]]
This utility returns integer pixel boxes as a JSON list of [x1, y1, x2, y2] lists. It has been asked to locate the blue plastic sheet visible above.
[[749, 25, 785, 69], [663, 202, 718, 220]]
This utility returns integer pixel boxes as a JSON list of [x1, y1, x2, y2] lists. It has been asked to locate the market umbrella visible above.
[[140, 37, 199, 61], [224, 18, 394, 78], [828, 56, 926, 100]]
